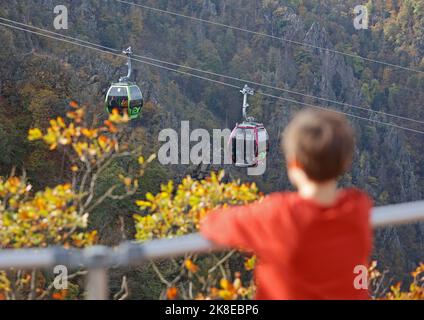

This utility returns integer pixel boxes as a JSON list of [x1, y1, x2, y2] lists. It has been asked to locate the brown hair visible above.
[[282, 109, 355, 182]]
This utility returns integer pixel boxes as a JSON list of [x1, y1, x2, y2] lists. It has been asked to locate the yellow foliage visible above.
[[134, 171, 260, 241], [0, 177, 96, 249], [28, 128, 43, 141], [184, 259, 199, 273], [0, 176, 97, 297], [134, 171, 260, 300], [28, 103, 128, 165], [244, 255, 257, 271], [384, 264, 424, 300], [0, 272, 10, 293], [166, 287, 178, 300], [206, 274, 253, 300]]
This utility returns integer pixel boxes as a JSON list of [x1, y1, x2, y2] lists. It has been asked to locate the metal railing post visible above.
[[84, 246, 110, 300], [86, 267, 108, 300]]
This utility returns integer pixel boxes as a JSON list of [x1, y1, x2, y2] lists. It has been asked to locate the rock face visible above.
[[304, 23, 361, 105]]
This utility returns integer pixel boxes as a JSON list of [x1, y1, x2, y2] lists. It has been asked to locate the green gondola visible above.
[[105, 47, 143, 120]]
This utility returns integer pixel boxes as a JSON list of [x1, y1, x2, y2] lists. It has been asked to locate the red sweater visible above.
[[201, 189, 373, 300]]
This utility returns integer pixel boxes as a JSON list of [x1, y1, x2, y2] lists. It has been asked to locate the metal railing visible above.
[[1, 200, 424, 299]]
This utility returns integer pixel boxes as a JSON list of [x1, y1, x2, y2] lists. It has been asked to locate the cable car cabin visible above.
[[105, 82, 143, 120], [229, 122, 269, 168]]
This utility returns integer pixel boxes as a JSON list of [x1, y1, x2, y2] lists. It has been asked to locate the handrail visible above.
[[371, 200, 424, 227], [0, 200, 424, 299]]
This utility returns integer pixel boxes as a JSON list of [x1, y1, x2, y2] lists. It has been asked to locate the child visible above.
[[200, 109, 373, 300]]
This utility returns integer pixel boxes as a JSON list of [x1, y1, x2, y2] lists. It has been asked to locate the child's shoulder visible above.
[[261, 188, 373, 210], [341, 188, 373, 206], [263, 191, 298, 203], [261, 191, 302, 214], [265, 188, 372, 210]]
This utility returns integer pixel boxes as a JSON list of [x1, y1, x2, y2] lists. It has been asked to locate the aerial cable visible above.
[[115, 0, 424, 75], [4, 16, 424, 126], [0, 20, 423, 135], [132, 52, 424, 125], [0, 21, 240, 90], [259, 91, 424, 135], [0, 16, 120, 53]]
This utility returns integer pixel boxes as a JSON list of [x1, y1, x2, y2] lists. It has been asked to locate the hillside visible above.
[[0, 0, 424, 297]]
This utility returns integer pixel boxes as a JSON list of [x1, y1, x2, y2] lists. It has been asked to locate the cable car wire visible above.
[[132, 52, 424, 126], [0, 20, 423, 136], [116, 0, 424, 75], [0, 21, 240, 89], [0, 17, 120, 53], [258, 91, 424, 135], [3, 16, 423, 127]]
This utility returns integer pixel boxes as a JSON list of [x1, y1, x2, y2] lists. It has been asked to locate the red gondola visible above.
[[229, 85, 269, 168]]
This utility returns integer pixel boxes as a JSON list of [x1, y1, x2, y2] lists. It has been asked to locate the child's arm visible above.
[[200, 193, 283, 252]]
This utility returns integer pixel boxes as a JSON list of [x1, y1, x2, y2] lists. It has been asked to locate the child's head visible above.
[[282, 109, 355, 188]]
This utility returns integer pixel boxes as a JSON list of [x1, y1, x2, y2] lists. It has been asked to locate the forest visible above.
[[0, 0, 423, 299]]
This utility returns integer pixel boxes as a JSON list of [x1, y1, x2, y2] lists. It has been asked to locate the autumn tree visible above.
[[0, 102, 153, 300], [134, 171, 260, 300]]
